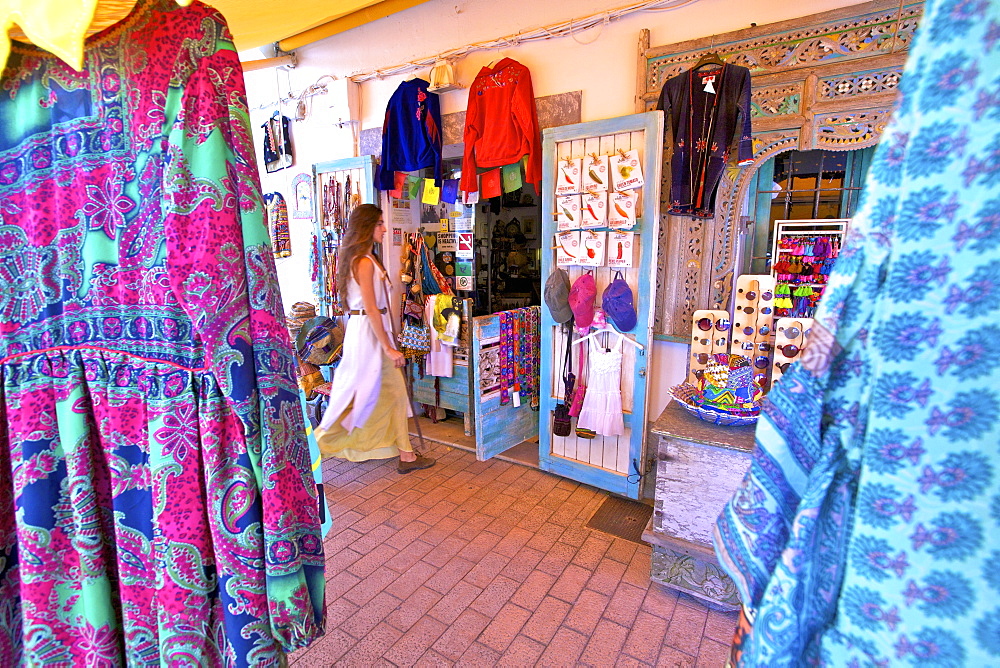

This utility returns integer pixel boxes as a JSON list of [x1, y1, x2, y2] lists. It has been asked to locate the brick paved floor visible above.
[[290, 440, 737, 667]]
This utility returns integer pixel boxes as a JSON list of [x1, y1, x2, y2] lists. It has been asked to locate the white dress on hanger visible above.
[[576, 334, 625, 436]]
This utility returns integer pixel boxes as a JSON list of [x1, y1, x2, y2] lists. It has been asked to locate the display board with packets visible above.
[[552, 149, 643, 267]]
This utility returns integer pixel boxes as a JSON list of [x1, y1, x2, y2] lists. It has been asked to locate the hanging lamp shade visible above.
[[1, 0, 191, 72]]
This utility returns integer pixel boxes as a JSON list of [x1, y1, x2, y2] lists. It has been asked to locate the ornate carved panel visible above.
[[751, 84, 802, 118], [820, 68, 903, 98], [640, 0, 924, 338], [814, 109, 893, 148]]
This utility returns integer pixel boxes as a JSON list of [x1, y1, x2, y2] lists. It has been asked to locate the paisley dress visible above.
[[0, 0, 325, 664], [713, 0, 1000, 664]]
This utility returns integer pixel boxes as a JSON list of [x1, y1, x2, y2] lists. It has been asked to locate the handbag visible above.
[[552, 403, 572, 437], [398, 317, 431, 359], [568, 337, 587, 417], [552, 323, 574, 437]]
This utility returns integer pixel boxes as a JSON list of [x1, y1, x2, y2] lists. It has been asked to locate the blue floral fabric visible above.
[[713, 0, 1000, 664]]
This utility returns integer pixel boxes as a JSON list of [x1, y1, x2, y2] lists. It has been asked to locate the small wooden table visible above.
[[642, 400, 756, 610]]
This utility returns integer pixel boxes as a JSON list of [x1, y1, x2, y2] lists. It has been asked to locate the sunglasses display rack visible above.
[[731, 274, 778, 389], [772, 317, 813, 385], [688, 309, 731, 384]]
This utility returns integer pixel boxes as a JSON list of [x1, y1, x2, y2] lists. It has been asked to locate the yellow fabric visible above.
[[314, 353, 412, 462], [1, 0, 189, 72]]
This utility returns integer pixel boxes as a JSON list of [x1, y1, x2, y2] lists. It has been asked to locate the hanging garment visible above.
[[0, 1, 325, 664], [424, 295, 454, 378], [265, 191, 292, 257], [657, 62, 753, 218], [713, 0, 1000, 664], [262, 112, 293, 172], [376, 78, 443, 190], [459, 58, 542, 194], [575, 335, 625, 437]]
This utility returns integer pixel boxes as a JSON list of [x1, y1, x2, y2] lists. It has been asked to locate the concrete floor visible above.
[[289, 420, 737, 667]]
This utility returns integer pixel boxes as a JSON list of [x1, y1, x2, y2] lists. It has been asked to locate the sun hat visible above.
[[568, 272, 597, 329], [602, 273, 636, 332], [296, 316, 344, 366], [544, 268, 573, 323]]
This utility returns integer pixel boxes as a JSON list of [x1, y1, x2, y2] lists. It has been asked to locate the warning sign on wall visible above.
[[456, 232, 474, 258]]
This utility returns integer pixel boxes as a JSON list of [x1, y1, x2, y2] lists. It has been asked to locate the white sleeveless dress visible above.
[[316, 257, 412, 460], [576, 335, 625, 436]]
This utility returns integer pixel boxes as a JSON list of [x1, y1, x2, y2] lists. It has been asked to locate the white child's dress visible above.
[[576, 335, 625, 436]]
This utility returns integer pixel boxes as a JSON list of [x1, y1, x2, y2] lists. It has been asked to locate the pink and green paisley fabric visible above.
[[0, 1, 325, 665]]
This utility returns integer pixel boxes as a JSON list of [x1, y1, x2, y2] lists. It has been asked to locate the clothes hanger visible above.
[[692, 51, 725, 70], [572, 327, 645, 351]]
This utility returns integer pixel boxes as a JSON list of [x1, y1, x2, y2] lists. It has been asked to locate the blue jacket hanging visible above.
[[377, 78, 443, 190]]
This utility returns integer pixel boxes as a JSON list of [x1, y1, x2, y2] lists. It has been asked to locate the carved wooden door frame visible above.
[[637, 0, 924, 339]]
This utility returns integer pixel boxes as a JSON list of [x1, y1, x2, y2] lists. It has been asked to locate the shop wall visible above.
[[243, 0, 864, 422]]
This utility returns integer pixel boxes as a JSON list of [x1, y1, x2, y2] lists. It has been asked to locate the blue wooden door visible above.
[[538, 112, 664, 499], [472, 309, 541, 460]]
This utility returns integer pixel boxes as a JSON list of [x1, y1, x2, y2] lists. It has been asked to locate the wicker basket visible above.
[[669, 383, 760, 427]]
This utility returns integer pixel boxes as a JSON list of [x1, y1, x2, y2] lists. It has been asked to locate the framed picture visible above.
[[291, 173, 313, 219], [522, 215, 536, 237]]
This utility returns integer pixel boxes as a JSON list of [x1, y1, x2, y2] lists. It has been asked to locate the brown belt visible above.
[[347, 308, 387, 316]]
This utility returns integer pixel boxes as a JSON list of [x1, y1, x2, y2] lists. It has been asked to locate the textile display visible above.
[[423, 296, 454, 378], [459, 58, 542, 194], [265, 191, 292, 258], [713, 0, 1000, 664], [0, 0, 325, 664], [377, 78, 442, 190], [261, 112, 293, 173], [657, 62, 753, 218]]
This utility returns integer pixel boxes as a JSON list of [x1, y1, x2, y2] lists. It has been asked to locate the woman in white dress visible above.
[[316, 204, 435, 473]]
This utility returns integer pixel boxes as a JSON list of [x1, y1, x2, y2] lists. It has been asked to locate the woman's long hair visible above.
[[336, 203, 384, 309]]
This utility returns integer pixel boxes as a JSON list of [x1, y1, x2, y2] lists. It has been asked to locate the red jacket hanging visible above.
[[459, 58, 542, 194]]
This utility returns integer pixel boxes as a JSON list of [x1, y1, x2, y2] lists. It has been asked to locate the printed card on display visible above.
[[607, 232, 635, 268], [456, 275, 474, 291], [556, 195, 581, 231], [455, 259, 473, 276], [437, 232, 458, 252], [608, 191, 638, 229], [581, 191, 608, 228], [439, 217, 450, 232], [555, 231, 581, 267], [610, 149, 644, 191], [422, 178, 441, 205], [579, 230, 606, 267], [502, 163, 523, 193], [555, 158, 583, 196], [582, 155, 610, 192]]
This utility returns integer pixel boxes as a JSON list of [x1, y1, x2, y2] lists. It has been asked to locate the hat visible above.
[[296, 316, 344, 366], [544, 269, 573, 323], [568, 273, 597, 328], [428, 59, 460, 92], [602, 276, 637, 332], [289, 301, 316, 320]]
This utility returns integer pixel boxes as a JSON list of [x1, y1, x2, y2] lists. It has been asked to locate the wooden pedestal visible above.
[[645, 401, 756, 610]]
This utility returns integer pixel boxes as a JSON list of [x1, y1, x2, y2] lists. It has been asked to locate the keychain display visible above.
[[771, 230, 843, 318]]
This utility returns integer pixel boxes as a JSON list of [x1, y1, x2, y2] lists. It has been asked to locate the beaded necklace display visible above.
[[499, 310, 514, 404]]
